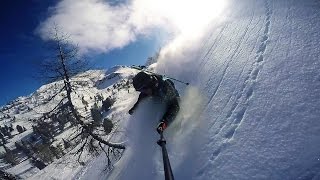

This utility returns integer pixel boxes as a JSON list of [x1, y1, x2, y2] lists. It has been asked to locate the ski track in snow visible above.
[[195, 0, 274, 178], [219, 0, 273, 141]]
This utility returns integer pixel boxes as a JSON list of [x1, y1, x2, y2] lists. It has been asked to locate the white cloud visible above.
[[38, 0, 227, 54]]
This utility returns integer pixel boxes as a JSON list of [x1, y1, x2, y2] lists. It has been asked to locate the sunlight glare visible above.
[[154, 0, 227, 36]]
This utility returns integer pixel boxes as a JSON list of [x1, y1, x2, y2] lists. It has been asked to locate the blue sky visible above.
[[0, 0, 160, 106]]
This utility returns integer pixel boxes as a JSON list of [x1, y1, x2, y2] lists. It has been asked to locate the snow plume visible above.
[[106, 87, 204, 180], [108, 98, 166, 179], [153, 1, 229, 86], [165, 86, 205, 179], [37, 0, 228, 54]]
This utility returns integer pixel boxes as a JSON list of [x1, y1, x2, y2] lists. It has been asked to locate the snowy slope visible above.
[[100, 0, 320, 179], [162, 0, 320, 179]]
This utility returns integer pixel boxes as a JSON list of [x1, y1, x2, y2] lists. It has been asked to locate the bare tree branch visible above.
[[36, 25, 126, 165]]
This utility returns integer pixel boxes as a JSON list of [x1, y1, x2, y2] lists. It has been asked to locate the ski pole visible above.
[[164, 76, 189, 86], [131, 66, 189, 86], [157, 131, 175, 180]]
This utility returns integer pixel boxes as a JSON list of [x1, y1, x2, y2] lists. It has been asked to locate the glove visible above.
[[128, 108, 134, 115], [156, 121, 167, 134]]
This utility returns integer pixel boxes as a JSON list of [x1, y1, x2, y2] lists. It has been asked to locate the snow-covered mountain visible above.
[[1, 0, 320, 179], [0, 66, 141, 179]]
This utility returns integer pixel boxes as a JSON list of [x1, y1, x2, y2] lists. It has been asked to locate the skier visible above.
[[128, 71, 180, 134]]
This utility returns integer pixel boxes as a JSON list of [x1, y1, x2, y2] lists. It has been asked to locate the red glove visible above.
[[156, 121, 167, 134]]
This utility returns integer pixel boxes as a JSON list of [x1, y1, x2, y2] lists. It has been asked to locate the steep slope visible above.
[[164, 0, 320, 179], [103, 0, 320, 179]]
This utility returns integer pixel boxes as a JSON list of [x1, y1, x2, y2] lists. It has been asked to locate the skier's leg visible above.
[[161, 98, 180, 125]]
